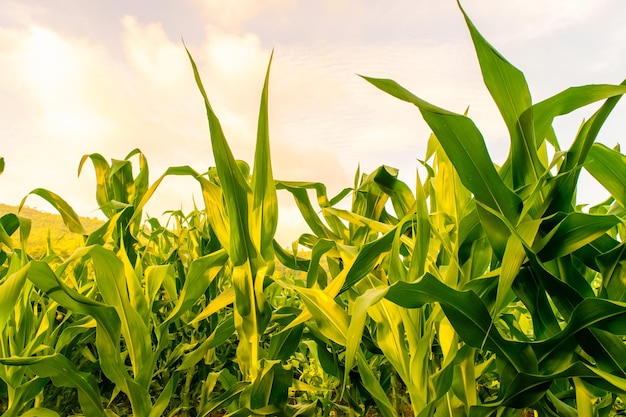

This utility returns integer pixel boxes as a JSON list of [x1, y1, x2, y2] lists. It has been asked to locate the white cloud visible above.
[[460, 0, 608, 43], [189, 0, 291, 29], [121, 16, 188, 86]]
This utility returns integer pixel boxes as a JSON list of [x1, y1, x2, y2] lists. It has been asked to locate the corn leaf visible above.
[[495, 219, 541, 314], [545, 84, 625, 214], [293, 286, 349, 346], [27, 260, 153, 415], [0, 259, 28, 330], [357, 351, 398, 417], [537, 213, 620, 261], [78, 153, 112, 216], [385, 274, 537, 373], [460, 2, 540, 189], [530, 83, 626, 146], [132, 165, 230, 250], [251, 51, 278, 265], [20, 188, 86, 235], [585, 143, 626, 208], [164, 249, 228, 323], [363, 76, 521, 225], [0, 354, 106, 417], [186, 47, 257, 268]]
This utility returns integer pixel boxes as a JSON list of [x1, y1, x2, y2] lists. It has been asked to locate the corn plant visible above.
[[355, 2, 626, 416], [2, 2, 626, 416]]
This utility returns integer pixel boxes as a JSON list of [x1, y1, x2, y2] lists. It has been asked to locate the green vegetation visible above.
[[2, 4, 626, 416], [0, 204, 103, 259]]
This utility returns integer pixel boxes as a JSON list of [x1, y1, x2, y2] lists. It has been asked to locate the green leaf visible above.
[[544, 82, 625, 214], [370, 165, 416, 219], [126, 148, 150, 208], [537, 212, 620, 261], [20, 188, 87, 235], [0, 354, 106, 417], [251, 50, 278, 265], [0, 259, 29, 330], [19, 408, 61, 417], [149, 373, 178, 417], [178, 315, 236, 370], [503, 362, 626, 408], [248, 360, 292, 410], [386, 274, 537, 373], [340, 230, 395, 293], [268, 324, 304, 361], [585, 143, 626, 209], [186, 46, 257, 268], [294, 286, 349, 346], [78, 153, 113, 217], [276, 181, 340, 240], [598, 244, 626, 302], [144, 264, 175, 311], [27, 256, 152, 414], [344, 287, 389, 391], [0, 213, 19, 237], [164, 249, 228, 323], [131, 165, 230, 250], [495, 219, 541, 314], [410, 168, 430, 278], [530, 83, 626, 147], [363, 76, 520, 258], [461, 2, 540, 189], [363, 76, 521, 225], [357, 351, 398, 417], [198, 381, 249, 417]]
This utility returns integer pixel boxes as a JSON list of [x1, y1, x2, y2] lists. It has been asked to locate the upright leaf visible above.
[[186, 46, 257, 268], [251, 51, 278, 265], [460, 2, 541, 189]]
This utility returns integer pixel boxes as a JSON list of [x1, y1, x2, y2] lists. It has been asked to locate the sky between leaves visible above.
[[0, 0, 625, 244]]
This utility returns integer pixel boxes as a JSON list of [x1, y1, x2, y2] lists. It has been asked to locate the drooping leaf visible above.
[[537, 212, 620, 261], [0, 354, 106, 417], [363, 76, 520, 258], [363, 76, 521, 224], [295, 285, 350, 346], [530, 83, 626, 147], [385, 274, 537, 373], [585, 143, 626, 209], [20, 188, 86, 235], [544, 83, 625, 214]]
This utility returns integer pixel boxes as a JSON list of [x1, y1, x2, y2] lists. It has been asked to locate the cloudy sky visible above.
[[1, 0, 625, 243]]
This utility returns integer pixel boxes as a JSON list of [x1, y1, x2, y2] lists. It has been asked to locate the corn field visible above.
[[2, 4, 626, 417]]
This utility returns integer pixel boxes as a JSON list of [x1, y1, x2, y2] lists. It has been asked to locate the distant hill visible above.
[[0, 203, 104, 258]]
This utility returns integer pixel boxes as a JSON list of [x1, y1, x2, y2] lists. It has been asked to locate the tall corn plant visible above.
[[356, 1, 626, 415], [182, 49, 310, 416], [177, 48, 278, 385]]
